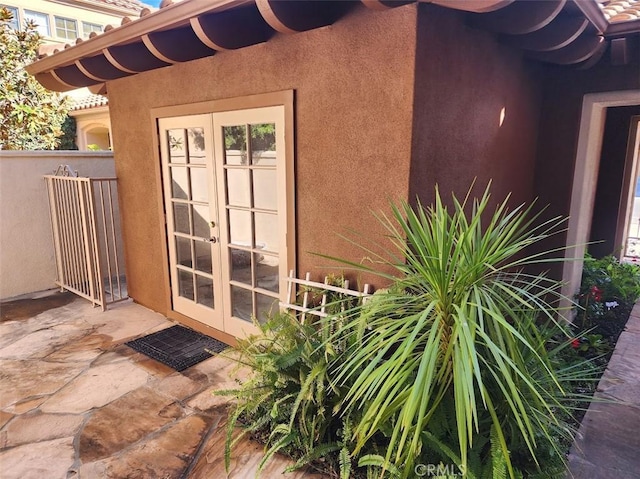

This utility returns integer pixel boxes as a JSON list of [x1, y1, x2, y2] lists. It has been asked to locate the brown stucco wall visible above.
[[409, 4, 542, 208], [107, 4, 418, 315], [533, 40, 640, 276], [535, 39, 640, 225], [589, 105, 640, 257]]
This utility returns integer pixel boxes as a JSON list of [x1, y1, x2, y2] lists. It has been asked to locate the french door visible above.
[[159, 106, 290, 338]]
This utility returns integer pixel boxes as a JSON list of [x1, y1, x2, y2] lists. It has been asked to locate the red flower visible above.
[[571, 338, 580, 349], [589, 285, 603, 302]]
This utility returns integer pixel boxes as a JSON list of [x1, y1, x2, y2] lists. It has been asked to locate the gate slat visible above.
[[44, 167, 128, 310]]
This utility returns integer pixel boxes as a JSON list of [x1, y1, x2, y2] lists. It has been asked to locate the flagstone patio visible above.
[[3, 291, 640, 479], [0, 292, 325, 479]]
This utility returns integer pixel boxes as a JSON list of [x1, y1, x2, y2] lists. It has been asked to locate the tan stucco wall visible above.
[[0, 152, 115, 300], [106, 4, 418, 315], [409, 4, 542, 208]]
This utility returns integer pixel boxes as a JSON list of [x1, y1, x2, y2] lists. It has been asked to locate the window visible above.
[[24, 10, 50, 36], [54, 16, 77, 40], [82, 21, 102, 38], [4, 6, 19, 30]]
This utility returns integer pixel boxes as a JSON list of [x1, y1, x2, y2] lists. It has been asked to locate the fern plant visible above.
[[219, 278, 368, 478]]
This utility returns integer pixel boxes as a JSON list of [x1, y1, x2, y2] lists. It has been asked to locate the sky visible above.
[[144, 0, 162, 7]]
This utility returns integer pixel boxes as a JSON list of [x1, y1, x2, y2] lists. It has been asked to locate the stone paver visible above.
[[0, 437, 76, 479], [0, 327, 93, 360], [0, 293, 322, 479], [79, 387, 184, 462], [568, 302, 640, 478], [0, 411, 85, 448], [5, 291, 639, 479], [40, 361, 151, 414], [80, 415, 215, 479], [0, 359, 86, 409], [149, 371, 206, 401]]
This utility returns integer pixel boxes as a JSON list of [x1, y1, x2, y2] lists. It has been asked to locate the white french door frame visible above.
[[213, 106, 289, 338], [152, 91, 296, 339], [158, 114, 224, 331]]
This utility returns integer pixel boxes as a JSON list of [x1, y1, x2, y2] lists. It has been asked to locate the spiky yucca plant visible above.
[[222, 184, 596, 479], [325, 184, 576, 478]]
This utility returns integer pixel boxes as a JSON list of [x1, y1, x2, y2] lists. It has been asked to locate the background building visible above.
[[2, 0, 149, 46], [2, 0, 152, 150]]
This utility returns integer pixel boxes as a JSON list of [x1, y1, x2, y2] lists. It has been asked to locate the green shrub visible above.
[[579, 254, 640, 305], [223, 184, 598, 479]]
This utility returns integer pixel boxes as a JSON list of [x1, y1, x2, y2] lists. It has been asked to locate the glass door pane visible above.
[[159, 115, 223, 330], [213, 106, 290, 339], [223, 121, 279, 326]]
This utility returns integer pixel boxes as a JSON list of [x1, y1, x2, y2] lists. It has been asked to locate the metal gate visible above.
[[44, 165, 127, 310]]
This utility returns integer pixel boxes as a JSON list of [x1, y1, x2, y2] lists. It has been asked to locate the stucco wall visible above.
[[0, 151, 115, 300], [409, 4, 542, 208], [535, 42, 640, 231], [106, 4, 418, 315], [533, 43, 640, 279]]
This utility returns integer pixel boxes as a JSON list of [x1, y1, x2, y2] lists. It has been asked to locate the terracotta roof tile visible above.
[[598, 0, 640, 23], [68, 94, 109, 111]]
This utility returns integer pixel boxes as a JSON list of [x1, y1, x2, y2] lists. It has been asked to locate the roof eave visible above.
[[572, 0, 609, 34], [606, 18, 640, 37], [25, 0, 250, 75]]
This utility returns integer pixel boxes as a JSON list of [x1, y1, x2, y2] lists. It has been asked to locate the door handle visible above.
[[201, 237, 217, 243]]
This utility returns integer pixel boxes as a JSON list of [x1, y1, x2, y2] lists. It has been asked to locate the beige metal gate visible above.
[[44, 165, 127, 310]]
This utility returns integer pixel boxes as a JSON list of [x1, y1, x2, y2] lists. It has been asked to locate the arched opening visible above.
[[84, 126, 111, 150]]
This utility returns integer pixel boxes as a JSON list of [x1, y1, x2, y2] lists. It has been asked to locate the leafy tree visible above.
[[0, 7, 68, 150], [56, 116, 78, 150]]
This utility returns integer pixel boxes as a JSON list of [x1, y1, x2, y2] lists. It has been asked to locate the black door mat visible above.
[[125, 325, 228, 372]]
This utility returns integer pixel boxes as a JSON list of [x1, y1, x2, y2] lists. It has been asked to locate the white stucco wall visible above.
[[0, 151, 115, 300]]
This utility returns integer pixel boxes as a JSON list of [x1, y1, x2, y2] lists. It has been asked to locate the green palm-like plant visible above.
[[325, 184, 572, 478]]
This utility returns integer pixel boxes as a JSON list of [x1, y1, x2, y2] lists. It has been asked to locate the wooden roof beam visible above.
[[34, 71, 77, 92], [421, 0, 514, 14], [143, 26, 215, 63], [610, 37, 630, 66], [502, 14, 588, 52], [527, 32, 605, 65], [576, 39, 608, 69], [190, 4, 273, 51], [76, 54, 132, 81], [88, 83, 107, 96], [104, 42, 170, 73], [255, 0, 352, 34], [51, 63, 103, 88], [360, 0, 412, 11], [469, 0, 566, 35]]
